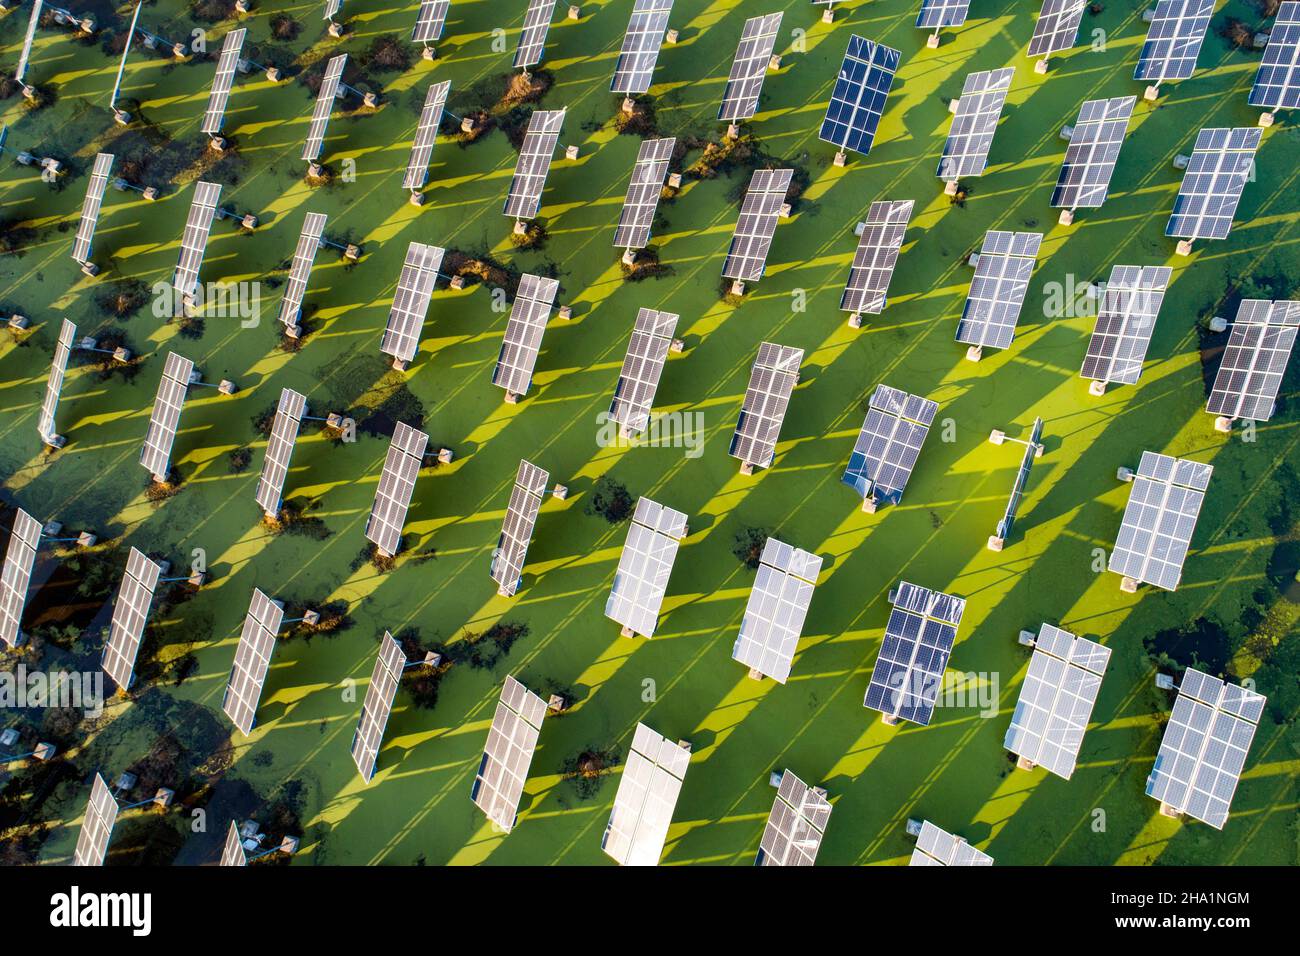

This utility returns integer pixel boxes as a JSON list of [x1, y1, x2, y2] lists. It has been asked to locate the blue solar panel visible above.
[[818, 36, 900, 156], [1249, 2, 1300, 110]]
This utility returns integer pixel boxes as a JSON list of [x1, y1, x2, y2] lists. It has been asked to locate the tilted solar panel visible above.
[[302, 54, 347, 162], [1166, 127, 1261, 241], [1080, 265, 1172, 387], [718, 13, 783, 122], [72, 153, 114, 264], [39, 318, 77, 444], [732, 537, 822, 683], [380, 242, 446, 363], [602, 722, 690, 865], [909, 820, 992, 866], [201, 28, 246, 135], [613, 136, 675, 250], [864, 581, 965, 726], [840, 199, 914, 314], [994, 417, 1044, 542], [756, 770, 833, 866], [1249, 2, 1300, 110], [324, 0, 343, 20], [73, 774, 119, 867], [503, 109, 566, 220], [729, 341, 803, 468], [139, 352, 195, 479], [610, 0, 675, 94], [491, 459, 550, 596], [722, 168, 793, 282], [365, 422, 430, 556], [937, 67, 1015, 181], [492, 273, 559, 397], [254, 388, 308, 515], [842, 384, 938, 505], [278, 212, 328, 331], [411, 0, 450, 44], [220, 820, 248, 866], [109, 2, 140, 110], [818, 36, 900, 156], [1027, 0, 1087, 57], [1207, 299, 1300, 422], [955, 230, 1042, 352], [101, 547, 163, 690], [608, 307, 679, 434], [351, 631, 407, 782], [1109, 451, 1212, 591], [15, 0, 42, 86], [514, 0, 557, 69], [172, 182, 222, 300], [1135, 0, 1215, 83], [222, 588, 285, 735], [605, 497, 688, 638], [470, 675, 548, 831], [916, 0, 970, 29], [0, 509, 41, 650], [403, 81, 451, 191], [1051, 96, 1134, 210]]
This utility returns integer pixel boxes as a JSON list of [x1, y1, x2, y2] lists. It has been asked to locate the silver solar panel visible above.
[[995, 417, 1044, 543], [1146, 668, 1266, 829], [411, 0, 450, 43], [492, 273, 558, 397], [222, 588, 284, 735], [254, 388, 308, 515], [172, 181, 221, 300], [38, 318, 77, 444], [601, 722, 691, 865], [916, 0, 970, 29], [302, 54, 347, 162], [718, 13, 783, 122], [380, 242, 446, 363], [955, 230, 1042, 352], [756, 770, 832, 866], [722, 168, 793, 282], [109, 2, 141, 109], [1207, 299, 1300, 422], [1135, 0, 1214, 83], [840, 199, 913, 314], [0, 509, 41, 650], [729, 341, 802, 468], [470, 675, 548, 831], [608, 307, 679, 434], [1109, 451, 1212, 591], [731, 537, 822, 684], [610, 0, 675, 94], [605, 497, 688, 638], [201, 28, 246, 135], [1249, 2, 1300, 110], [73, 774, 119, 867], [15, 0, 41, 85], [818, 36, 900, 156], [101, 547, 162, 690], [503, 109, 565, 220], [277, 212, 328, 330], [613, 136, 675, 250], [1080, 265, 1172, 387], [842, 384, 938, 505], [1004, 624, 1111, 779], [937, 68, 1015, 181], [513, 0, 557, 70], [490, 459, 550, 596], [139, 352, 195, 479], [864, 581, 965, 726], [1166, 127, 1261, 241], [220, 821, 248, 866], [1027, 0, 1087, 57], [1051, 96, 1134, 209], [365, 422, 430, 556], [324, 0, 343, 20], [403, 81, 450, 191], [72, 153, 114, 264], [351, 631, 407, 782], [909, 820, 992, 866]]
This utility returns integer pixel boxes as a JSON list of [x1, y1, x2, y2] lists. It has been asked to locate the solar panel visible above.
[[109, 2, 140, 110], [613, 136, 675, 250], [601, 722, 691, 865], [1027, 0, 1087, 57], [139, 352, 194, 480], [605, 497, 688, 638], [722, 168, 793, 282], [1207, 299, 1300, 422], [1109, 451, 1213, 591], [38, 318, 77, 444], [731, 537, 822, 684], [916, 0, 970, 29], [73, 774, 119, 867], [491, 459, 550, 596], [411, 0, 450, 43], [222, 588, 285, 735], [909, 820, 992, 866], [994, 417, 1043, 544], [1166, 127, 1261, 242], [71, 153, 114, 264], [513, 0, 557, 69], [277, 212, 328, 331], [492, 273, 558, 397], [937, 68, 1015, 181], [350, 631, 407, 782], [324, 0, 343, 19], [302, 54, 347, 162], [840, 199, 913, 314], [201, 28, 246, 135], [864, 581, 965, 726], [503, 109, 565, 220], [1249, 2, 1300, 110], [610, 0, 674, 94], [755, 770, 832, 866], [403, 81, 450, 191], [101, 547, 162, 691], [955, 230, 1042, 353], [729, 341, 802, 469], [379, 242, 446, 364], [15, 0, 41, 86], [364, 422, 430, 557], [470, 675, 548, 831], [220, 820, 248, 866], [819, 36, 900, 156], [1135, 0, 1215, 83], [608, 307, 679, 434], [0, 509, 41, 650], [172, 182, 221, 300], [254, 388, 308, 515], [842, 384, 938, 506], [1080, 265, 1172, 387], [1004, 624, 1110, 780], [1051, 96, 1134, 210], [1146, 668, 1266, 829], [718, 13, 783, 122]]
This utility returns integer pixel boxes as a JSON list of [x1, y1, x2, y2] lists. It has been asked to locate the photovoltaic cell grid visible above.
[[365, 422, 430, 556], [254, 388, 307, 514], [995, 416, 1044, 542], [909, 820, 993, 866], [72, 153, 114, 264], [1134, 0, 1215, 83], [729, 341, 803, 468], [403, 81, 450, 190], [840, 199, 914, 314], [731, 537, 822, 684], [916, 0, 970, 29], [1080, 265, 1172, 386], [411, 0, 450, 44], [220, 821, 247, 866], [864, 581, 965, 726], [1051, 96, 1134, 209], [1207, 299, 1300, 422], [491, 459, 550, 595], [503, 108, 565, 219], [956, 230, 1042, 351], [756, 770, 833, 866], [722, 168, 793, 282], [1108, 451, 1212, 591], [605, 497, 688, 638], [613, 136, 675, 250], [201, 28, 246, 135], [380, 242, 446, 363], [718, 13, 783, 121], [39, 318, 76, 443], [222, 588, 285, 735], [101, 547, 162, 690], [172, 182, 221, 300], [277, 212, 328, 330], [513, 0, 557, 70], [608, 307, 679, 434], [1004, 624, 1111, 780], [0, 509, 41, 649], [1027, 0, 1087, 57], [602, 722, 690, 865], [842, 384, 938, 505], [937, 67, 1015, 181], [351, 631, 407, 782], [302, 54, 346, 162], [72, 774, 118, 867], [139, 352, 194, 479], [1166, 127, 1261, 241], [492, 273, 559, 396], [470, 675, 548, 831], [1146, 668, 1266, 829], [610, 0, 675, 94], [1249, 2, 1300, 110], [818, 36, 900, 155]]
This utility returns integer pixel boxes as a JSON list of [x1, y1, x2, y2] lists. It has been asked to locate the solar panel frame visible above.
[[1027, 0, 1088, 57], [403, 81, 451, 191], [605, 497, 688, 638], [513, 0, 557, 70], [1080, 265, 1172, 386], [731, 537, 822, 684], [916, 0, 970, 29], [601, 722, 690, 865], [722, 168, 793, 282], [608, 307, 679, 434], [172, 182, 221, 300], [610, 0, 675, 94], [411, 0, 450, 44], [72, 153, 114, 264], [729, 341, 803, 468], [324, 0, 343, 20], [0, 509, 41, 650], [1134, 0, 1215, 83], [842, 384, 938, 505], [756, 770, 833, 866], [937, 67, 1015, 181], [302, 54, 347, 163], [864, 581, 965, 726], [73, 774, 119, 867], [15, 0, 42, 85], [109, 1, 139, 109], [995, 417, 1044, 542], [503, 109, 565, 220], [490, 459, 550, 596], [38, 318, 77, 444], [254, 388, 308, 515], [1166, 127, 1262, 241], [955, 230, 1043, 352], [101, 547, 162, 690], [818, 36, 900, 155], [1108, 451, 1213, 591], [1249, 2, 1300, 110], [364, 422, 430, 556], [221, 588, 285, 735], [277, 212, 328, 331], [909, 820, 993, 866], [613, 136, 675, 250], [470, 675, 548, 831], [1207, 299, 1300, 422], [1051, 96, 1135, 210], [350, 631, 407, 782], [201, 28, 246, 135], [718, 13, 783, 121], [220, 820, 248, 866], [492, 273, 559, 397], [379, 242, 446, 363], [840, 199, 914, 314], [139, 352, 194, 479]]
